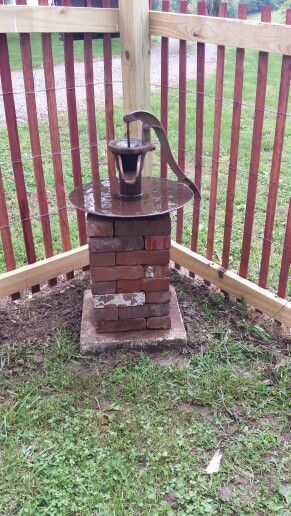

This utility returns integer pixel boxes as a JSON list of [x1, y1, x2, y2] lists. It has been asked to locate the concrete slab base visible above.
[[80, 286, 187, 354]]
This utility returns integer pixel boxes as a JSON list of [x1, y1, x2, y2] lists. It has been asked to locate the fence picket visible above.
[[278, 199, 291, 299], [62, 0, 87, 245], [102, 0, 115, 184], [84, 0, 100, 182], [176, 0, 188, 257], [239, 5, 271, 278], [0, 30, 39, 293], [191, 0, 206, 255], [221, 3, 247, 269], [206, 2, 227, 263], [160, 0, 169, 179], [16, 0, 56, 286], [39, 0, 73, 279], [259, 9, 291, 288], [0, 168, 16, 273]]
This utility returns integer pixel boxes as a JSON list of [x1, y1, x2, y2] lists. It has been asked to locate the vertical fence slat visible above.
[[0, 167, 19, 299], [16, 0, 56, 286], [40, 0, 73, 281], [221, 3, 247, 269], [176, 0, 188, 253], [206, 2, 227, 262], [84, 0, 100, 182], [102, 0, 115, 184], [278, 199, 291, 298], [62, 0, 87, 245], [160, 0, 169, 179], [239, 6, 271, 278], [191, 0, 206, 254], [259, 9, 291, 289], [0, 31, 39, 293], [0, 167, 16, 273]]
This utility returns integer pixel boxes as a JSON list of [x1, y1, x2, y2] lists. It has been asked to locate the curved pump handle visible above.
[[123, 110, 201, 200]]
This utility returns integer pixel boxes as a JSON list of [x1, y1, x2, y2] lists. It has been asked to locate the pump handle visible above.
[[123, 110, 201, 200]]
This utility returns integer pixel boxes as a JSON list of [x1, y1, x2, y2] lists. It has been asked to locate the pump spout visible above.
[[123, 111, 201, 200]]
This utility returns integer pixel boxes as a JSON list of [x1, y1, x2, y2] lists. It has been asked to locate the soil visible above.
[[0, 267, 289, 356]]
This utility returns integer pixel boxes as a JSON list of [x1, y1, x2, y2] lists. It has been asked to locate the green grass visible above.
[[7, 33, 120, 71], [0, 41, 290, 296], [0, 316, 290, 514]]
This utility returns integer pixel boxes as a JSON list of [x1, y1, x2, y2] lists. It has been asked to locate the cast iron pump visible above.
[[108, 110, 201, 200]]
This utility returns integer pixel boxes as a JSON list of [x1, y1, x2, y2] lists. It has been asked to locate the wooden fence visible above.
[[0, 0, 290, 327]]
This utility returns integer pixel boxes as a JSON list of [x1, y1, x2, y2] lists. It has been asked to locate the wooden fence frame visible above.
[[0, 0, 290, 328]]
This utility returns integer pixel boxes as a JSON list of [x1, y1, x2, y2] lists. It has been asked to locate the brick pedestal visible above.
[[80, 212, 187, 353], [88, 213, 172, 333]]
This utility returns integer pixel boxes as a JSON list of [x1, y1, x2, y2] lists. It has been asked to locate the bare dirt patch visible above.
[[0, 268, 288, 358]]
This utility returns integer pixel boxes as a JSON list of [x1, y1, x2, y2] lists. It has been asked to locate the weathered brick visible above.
[[94, 306, 118, 322], [91, 281, 116, 295], [144, 265, 169, 279], [147, 316, 171, 330], [91, 265, 144, 282], [137, 250, 170, 265], [93, 292, 145, 308], [118, 305, 148, 319], [147, 303, 170, 317], [145, 235, 171, 251], [97, 318, 146, 333], [118, 303, 169, 319], [114, 214, 171, 237], [89, 236, 144, 253], [116, 251, 139, 265], [87, 214, 113, 237], [117, 279, 142, 293], [141, 278, 170, 292], [145, 290, 171, 304], [90, 252, 115, 267]]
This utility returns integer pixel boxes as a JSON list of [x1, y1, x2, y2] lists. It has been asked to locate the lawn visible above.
[[0, 270, 290, 514], [7, 33, 120, 71], [0, 39, 290, 295]]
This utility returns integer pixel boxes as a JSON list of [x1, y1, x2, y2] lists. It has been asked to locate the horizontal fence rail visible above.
[[0, 0, 290, 328], [149, 10, 291, 55], [0, 6, 119, 34]]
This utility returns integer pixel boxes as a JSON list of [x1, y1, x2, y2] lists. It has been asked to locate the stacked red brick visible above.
[[88, 213, 171, 333]]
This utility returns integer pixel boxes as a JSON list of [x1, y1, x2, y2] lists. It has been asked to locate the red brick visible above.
[[114, 214, 171, 237], [87, 214, 113, 237], [118, 305, 148, 319], [141, 278, 170, 292], [116, 251, 139, 265], [144, 265, 169, 279], [145, 290, 171, 304], [97, 318, 146, 333], [117, 279, 142, 293], [94, 306, 118, 322], [91, 281, 116, 295], [90, 252, 115, 267], [89, 236, 144, 253], [137, 250, 169, 265], [147, 316, 171, 330], [91, 265, 144, 282], [145, 235, 171, 251], [147, 303, 170, 317]]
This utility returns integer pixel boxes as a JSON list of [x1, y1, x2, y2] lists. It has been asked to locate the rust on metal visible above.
[[70, 110, 200, 218]]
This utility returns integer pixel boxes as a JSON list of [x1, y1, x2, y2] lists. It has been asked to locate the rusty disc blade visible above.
[[69, 177, 193, 219]]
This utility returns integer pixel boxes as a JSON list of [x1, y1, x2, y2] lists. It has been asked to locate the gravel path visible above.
[[0, 40, 217, 125]]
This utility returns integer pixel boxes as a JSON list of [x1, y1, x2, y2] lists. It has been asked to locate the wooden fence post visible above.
[[118, 0, 151, 174]]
